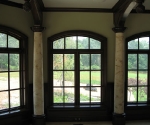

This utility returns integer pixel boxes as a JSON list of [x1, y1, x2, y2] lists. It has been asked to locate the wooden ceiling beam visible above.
[[113, 0, 137, 28], [30, 0, 43, 26]]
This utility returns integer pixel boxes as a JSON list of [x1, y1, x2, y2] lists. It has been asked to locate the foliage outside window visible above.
[[126, 33, 150, 104], [48, 31, 107, 106], [0, 26, 27, 112]]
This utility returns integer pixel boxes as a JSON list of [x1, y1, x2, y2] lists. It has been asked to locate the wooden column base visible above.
[[33, 114, 46, 125], [112, 113, 126, 125]]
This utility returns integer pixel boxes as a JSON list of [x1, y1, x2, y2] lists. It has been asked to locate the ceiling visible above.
[[0, 0, 150, 12]]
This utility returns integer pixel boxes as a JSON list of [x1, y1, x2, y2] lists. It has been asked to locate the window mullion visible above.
[[75, 52, 80, 106], [8, 53, 11, 110]]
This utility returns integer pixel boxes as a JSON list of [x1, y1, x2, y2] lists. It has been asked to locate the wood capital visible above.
[[31, 25, 45, 32]]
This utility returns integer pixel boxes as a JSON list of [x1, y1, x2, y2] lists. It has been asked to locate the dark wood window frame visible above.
[[0, 25, 28, 114], [48, 30, 107, 109], [125, 31, 150, 107]]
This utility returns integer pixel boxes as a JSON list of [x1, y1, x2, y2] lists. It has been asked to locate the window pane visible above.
[[128, 54, 137, 69], [64, 88, 74, 103], [128, 39, 138, 49], [10, 72, 20, 89], [53, 71, 63, 86], [138, 54, 148, 69], [139, 37, 149, 49], [0, 91, 9, 110], [127, 87, 137, 102], [53, 38, 64, 49], [80, 71, 90, 86], [54, 88, 63, 103], [91, 71, 101, 86], [138, 71, 147, 85], [8, 36, 19, 48], [0, 72, 8, 91], [0, 33, 7, 48], [10, 54, 19, 71], [91, 87, 101, 102], [65, 37, 76, 49], [128, 71, 137, 86], [78, 37, 89, 49], [80, 88, 90, 103], [80, 54, 90, 70], [64, 71, 74, 86], [90, 38, 101, 49], [0, 53, 8, 71], [64, 54, 74, 70], [53, 54, 63, 70], [91, 54, 101, 70], [10, 90, 20, 108], [138, 87, 147, 101]]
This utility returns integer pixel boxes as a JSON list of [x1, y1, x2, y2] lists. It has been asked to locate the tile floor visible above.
[[46, 120, 150, 125]]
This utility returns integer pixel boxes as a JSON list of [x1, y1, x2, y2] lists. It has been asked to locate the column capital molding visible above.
[[112, 27, 126, 33], [31, 25, 45, 32]]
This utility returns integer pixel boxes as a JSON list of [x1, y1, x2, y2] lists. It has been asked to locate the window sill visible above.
[[0, 109, 29, 118], [48, 105, 107, 110]]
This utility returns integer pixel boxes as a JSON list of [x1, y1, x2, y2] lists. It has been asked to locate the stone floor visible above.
[[46, 120, 150, 125]]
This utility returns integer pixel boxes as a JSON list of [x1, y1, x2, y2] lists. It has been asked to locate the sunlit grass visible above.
[[0, 72, 19, 80], [128, 71, 147, 79]]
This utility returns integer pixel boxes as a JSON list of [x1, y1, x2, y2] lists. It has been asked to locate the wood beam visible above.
[[30, 0, 43, 26], [113, 0, 137, 28]]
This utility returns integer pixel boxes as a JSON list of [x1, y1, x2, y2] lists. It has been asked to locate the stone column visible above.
[[31, 26, 45, 125], [112, 27, 126, 125]]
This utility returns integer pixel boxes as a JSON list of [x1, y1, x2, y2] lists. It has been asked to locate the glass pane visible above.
[[80, 88, 90, 103], [10, 90, 20, 108], [128, 54, 137, 69], [127, 87, 137, 102], [64, 71, 74, 86], [65, 37, 76, 49], [8, 35, 19, 48], [78, 36, 89, 49], [0, 33, 7, 48], [91, 54, 101, 70], [128, 71, 137, 86], [0, 53, 8, 71], [80, 54, 90, 70], [0, 91, 9, 110], [54, 88, 63, 103], [10, 54, 19, 71], [90, 38, 101, 49], [53, 71, 63, 86], [138, 54, 148, 69], [138, 87, 147, 102], [10, 72, 20, 89], [80, 71, 90, 86], [138, 71, 147, 85], [91, 87, 101, 102], [53, 54, 63, 70], [0, 72, 8, 91], [53, 38, 64, 49], [91, 71, 101, 86], [64, 88, 74, 103], [128, 39, 138, 49], [64, 54, 74, 70], [139, 37, 149, 49]]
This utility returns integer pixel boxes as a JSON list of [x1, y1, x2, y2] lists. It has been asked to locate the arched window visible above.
[[48, 31, 107, 107], [126, 32, 150, 104], [0, 25, 28, 112]]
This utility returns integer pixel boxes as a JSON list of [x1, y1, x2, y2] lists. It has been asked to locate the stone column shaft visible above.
[[33, 32, 44, 115], [114, 32, 125, 114]]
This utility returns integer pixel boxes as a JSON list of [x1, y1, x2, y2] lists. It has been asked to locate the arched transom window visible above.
[[0, 26, 28, 112], [48, 31, 107, 106], [126, 32, 150, 104]]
